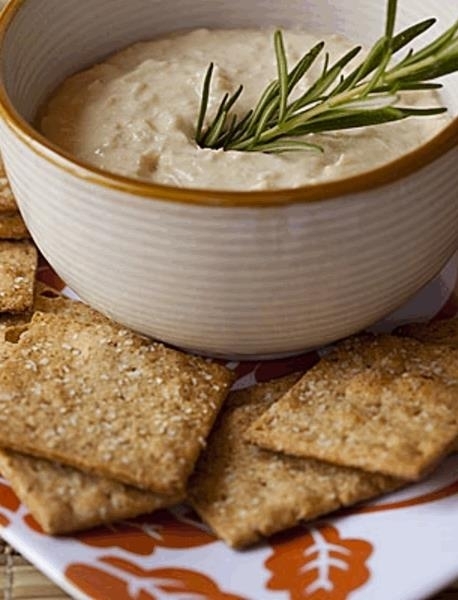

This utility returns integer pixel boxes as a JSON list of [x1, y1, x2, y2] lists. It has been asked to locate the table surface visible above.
[[0, 540, 456, 600]]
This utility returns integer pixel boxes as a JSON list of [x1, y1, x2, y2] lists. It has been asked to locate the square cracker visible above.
[[0, 212, 29, 240], [0, 448, 182, 535], [0, 310, 234, 494], [0, 285, 96, 356], [0, 241, 37, 313], [0, 285, 128, 360], [395, 318, 458, 350], [32, 282, 107, 324], [395, 329, 458, 454], [0, 161, 17, 213], [188, 376, 400, 548], [247, 335, 458, 480]]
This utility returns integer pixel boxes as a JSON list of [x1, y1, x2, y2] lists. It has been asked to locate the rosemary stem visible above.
[[384, 48, 453, 83]]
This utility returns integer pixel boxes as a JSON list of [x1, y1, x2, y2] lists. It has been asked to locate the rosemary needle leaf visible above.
[[225, 84, 244, 113], [290, 106, 447, 135], [245, 80, 279, 135], [203, 111, 226, 147], [227, 109, 254, 145], [214, 113, 238, 147], [288, 41, 326, 91], [391, 18, 436, 55], [195, 62, 214, 144], [252, 140, 324, 154], [360, 39, 393, 96], [374, 81, 443, 92], [249, 99, 279, 148], [274, 30, 289, 122], [200, 91, 229, 146]]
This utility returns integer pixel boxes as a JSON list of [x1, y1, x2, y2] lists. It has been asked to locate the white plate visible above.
[[0, 253, 457, 600]]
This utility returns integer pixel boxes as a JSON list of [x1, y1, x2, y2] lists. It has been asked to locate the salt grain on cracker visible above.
[[189, 376, 400, 548], [0, 449, 182, 534], [247, 335, 458, 481], [0, 241, 37, 313], [0, 310, 234, 494]]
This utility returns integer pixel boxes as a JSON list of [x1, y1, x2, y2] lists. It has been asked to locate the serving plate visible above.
[[0, 254, 457, 600]]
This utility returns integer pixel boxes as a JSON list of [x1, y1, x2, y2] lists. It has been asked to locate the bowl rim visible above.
[[0, 0, 457, 208]]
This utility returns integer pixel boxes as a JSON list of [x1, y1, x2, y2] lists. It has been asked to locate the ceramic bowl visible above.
[[0, 0, 456, 358]]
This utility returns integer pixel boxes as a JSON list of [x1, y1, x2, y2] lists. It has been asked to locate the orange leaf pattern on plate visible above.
[[0, 482, 20, 512], [66, 562, 155, 600], [66, 557, 247, 600], [0, 481, 20, 527], [76, 510, 216, 556], [23, 513, 45, 533], [102, 557, 247, 599], [266, 524, 373, 600]]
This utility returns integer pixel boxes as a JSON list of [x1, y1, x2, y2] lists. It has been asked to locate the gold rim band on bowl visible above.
[[0, 0, 457, 208]]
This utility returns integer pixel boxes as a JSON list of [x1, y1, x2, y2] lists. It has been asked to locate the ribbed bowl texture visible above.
[[0, 0, 456, 357]]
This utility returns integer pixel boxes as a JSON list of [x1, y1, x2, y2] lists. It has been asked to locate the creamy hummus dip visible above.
[[40, 29, 449, 191]]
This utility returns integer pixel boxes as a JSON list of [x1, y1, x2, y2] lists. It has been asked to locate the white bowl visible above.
[[0, 0, 456, 358]]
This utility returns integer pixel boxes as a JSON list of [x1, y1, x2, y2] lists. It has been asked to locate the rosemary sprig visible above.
[[195, 0, 457, 153]]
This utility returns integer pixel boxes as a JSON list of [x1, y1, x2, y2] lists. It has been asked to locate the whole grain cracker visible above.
[[1, 285, 123, 362], [32, 282, 107, 324], [0, 241, 37, 313], [0, 310, 234, 494], [0, 161, 17, 213], [0, 285, 96, 353], [0, 212, 29, 239], [384, 314, 458, 455], [396, 318, 458, 350], [189, 376, 400, 548], [0, 448, 182, 534], [247, 335, 458, 480]]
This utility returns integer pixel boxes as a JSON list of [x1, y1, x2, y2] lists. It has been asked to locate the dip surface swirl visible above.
[[40, 28, 449, 191]]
